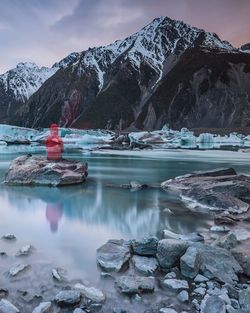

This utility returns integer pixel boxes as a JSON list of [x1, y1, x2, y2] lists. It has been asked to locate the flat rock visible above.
[[54, 290, 81, 307], [157, 239, 189, 268], [115, 276, 155, 294], [74, 283, 105, 303], [5, 155, 88, 186], [162, 278, 189, 291], [131, 237, 158, 256], [32, 302, 52, 313], [0, 299, 20, 313], [96, 239, 131, 272], [132, 255, 159, 275], [8, 264, 31, 277], [181, 243, 242, 284]]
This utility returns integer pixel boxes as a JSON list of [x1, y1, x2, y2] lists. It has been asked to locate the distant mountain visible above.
[[3, 16, 250, 130]]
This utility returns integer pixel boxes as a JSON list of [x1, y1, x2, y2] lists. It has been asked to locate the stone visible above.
[[132, 255, 159, 275], [54, 290, 81, 307], [73, 309, 86, 313], [2, 233, 16, 240], [0, 299, 20, 313], [16, 245, 33, 256], [115, 276, 155, 294], [213, 233, 237, 250], [160, 309, 177, 313], [193, 287, 206, 296], [131, 237, 158, 256], [165, 272, 177, 279], [32, 302, 52, 313], [181, 243, 242, 284], [231, 299, 240, 309], [96, 239, 131, 272], [180, 246, 200, 278], [177, 290, 189, 302], [8, 264, 31, 277], [157, 239, 189, 268], [74, 283, 105, 303], [201, 295, 226, 313], [194, 274, 209, 282], [5, 155, 88, 186], [210, 226, 230, 232], [232, 229, 250, 241], [162, 230, 204, 242], [52, 268, 64, 281], [232, 247, 250, 278], [239, 290, 250, 310], [162, 279, 189, 291]]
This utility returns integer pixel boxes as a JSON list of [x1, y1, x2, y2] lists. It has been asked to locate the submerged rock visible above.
[[115, 275, 155, 294], [5, 155, 88, 186], [0, 299, 20, 313], [8, 264, 31, 277], [54, 290, 81, 307], [131, 237, 158, 256], [96, 239, 131, 272], [16, 245, 33, 257], [2, 233, 16, 240]]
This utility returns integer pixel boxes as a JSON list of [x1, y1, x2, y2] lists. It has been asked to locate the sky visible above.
[[0, 0, 250, 73]]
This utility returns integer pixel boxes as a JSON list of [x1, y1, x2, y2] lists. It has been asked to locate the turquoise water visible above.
[[0, 147, 250, 285]]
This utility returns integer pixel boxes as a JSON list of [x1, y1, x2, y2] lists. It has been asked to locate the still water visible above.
[[0, 147, 250, 285]]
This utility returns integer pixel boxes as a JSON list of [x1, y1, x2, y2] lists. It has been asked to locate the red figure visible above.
[[45, 123, 64, 161]]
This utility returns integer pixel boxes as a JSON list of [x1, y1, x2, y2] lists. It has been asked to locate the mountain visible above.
[[5, 16, 250, 130], [0, 53, 79, 123]]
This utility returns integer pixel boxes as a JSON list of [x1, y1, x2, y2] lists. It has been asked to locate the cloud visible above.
[[0, 0, 249, 73]]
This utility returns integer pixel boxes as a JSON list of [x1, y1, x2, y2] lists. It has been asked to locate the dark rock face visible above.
[[232, 247, 250, 278], [5, 17, 250, 131], [131, 237, 158, 256], [4, 155, 88, 186]]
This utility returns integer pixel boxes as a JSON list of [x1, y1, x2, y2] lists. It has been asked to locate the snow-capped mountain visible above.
[[4, 16, 250, 130]]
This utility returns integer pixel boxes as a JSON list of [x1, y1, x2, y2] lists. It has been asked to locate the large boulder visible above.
[[5, 155, 88, 186], [131, 237, 158, 256], [132, 255, 159, 275], [96, 239, 131, 272], [181, 243, 242, 284]]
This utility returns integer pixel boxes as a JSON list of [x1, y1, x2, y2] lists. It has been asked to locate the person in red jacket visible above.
[[45, 123, 64, 161]]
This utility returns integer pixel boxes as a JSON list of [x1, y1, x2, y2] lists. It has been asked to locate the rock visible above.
[[201, 295, 226, 313], [213, 233, 237, 250], [132, 255, 159, 275], [177, 290, 189, 302], [54, 290, 81, 307], [16, 245, 33, 256], [232, 229, 250, 241], [239, 290, 250, 310], [232, 247, 250, 277], [96, 239, 131, 272], [74, 283, 105, 303], [159, 309, 178, 313], [157, 239, 189, 268], [193, 286, 206, 296], [163, 230, 204, 242], [181, 243, 242, 284], [115, 276, 155, 294], [5, 155, 88, 186], [194, 274, 209, 282], [131, 237, 158, 256], [165, 272, 177, 279], [0, 288, 8, 297], [2, 233, 16, 240], [0, 299, 20, 313], [231, 299, 240, 309], [129, 181, 147, 190], [214, 213, 239, 225], [52, 268, 63, 281], [210, 225, 230, 232], [8, 264, 31, 277], [180, 246, 200, 278], [162, 279, 189, 291], [73, 309, 86, 313], [32, 302, 52, 313]]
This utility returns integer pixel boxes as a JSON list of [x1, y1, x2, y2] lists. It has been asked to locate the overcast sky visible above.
[[0, 0, 249, 73]]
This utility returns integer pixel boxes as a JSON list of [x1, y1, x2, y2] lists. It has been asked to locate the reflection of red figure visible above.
[[46, 202, 63, 233], [45, 124, 64, 161]]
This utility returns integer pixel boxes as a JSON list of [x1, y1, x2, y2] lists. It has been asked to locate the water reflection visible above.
[[46, 201, 63, 232]]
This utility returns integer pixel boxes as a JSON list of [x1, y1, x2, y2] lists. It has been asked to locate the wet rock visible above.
[[54, 290, 81, 307], [0, 299, 20, 313], [115, 276, 155, 294], [181, 243, 242, 284], [162, 279, 189, 291], [232, 247, 250, 277], [8, 264, 31, 277], [132, 255, 159, 275], [16, 245, 33, 257], [5, 155, 88, 186], [239, 290, 250, 310], [213, 233, 237, 250], [180, 246, 200, 278], [210, 225, 230, 232], [200, 295, 226, 313], [51, 268, 65, 281], [163, 230, 204, 242], [96, 239, 131, 272], [131, 237, 158, 256], [157, 239, 189, 268], [129, 181, 147, 191], [32, 301, 52, 313], [74, 283, 105, 303], [2, 233, 16, 240], [177, 290, 189, 302]]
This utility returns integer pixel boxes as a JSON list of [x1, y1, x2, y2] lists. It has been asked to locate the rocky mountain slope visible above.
[[3, 16, 250, 130]]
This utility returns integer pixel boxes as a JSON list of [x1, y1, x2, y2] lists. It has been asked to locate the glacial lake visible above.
[[0, 146, 250, 309]]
